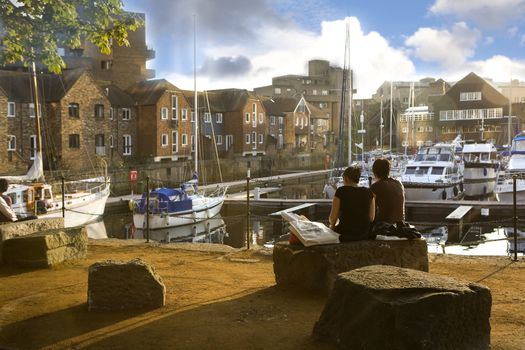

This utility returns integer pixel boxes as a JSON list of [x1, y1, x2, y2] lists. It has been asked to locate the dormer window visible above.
[[460, 92, 481, 101]]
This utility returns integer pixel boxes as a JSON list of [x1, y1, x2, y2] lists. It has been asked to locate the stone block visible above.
[[313, 265, 492, 350], [87, 259, 166, 311], [273, 239, 428, 292], [1, 226, 87, 267], [0, 218, 64, 241]]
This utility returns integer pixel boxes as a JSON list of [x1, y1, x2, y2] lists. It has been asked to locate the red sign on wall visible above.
[[129, 170, 138, 182]]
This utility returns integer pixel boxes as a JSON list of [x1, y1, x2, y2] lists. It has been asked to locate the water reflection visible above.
[[134, 216, 227, 244]]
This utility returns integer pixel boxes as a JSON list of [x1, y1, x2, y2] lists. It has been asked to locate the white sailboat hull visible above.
[[38, 184, 110, 227], [133, 195, 225, 230], [495, 179, 525, 203]]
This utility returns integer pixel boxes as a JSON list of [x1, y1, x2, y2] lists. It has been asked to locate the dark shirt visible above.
[[371, 178, 405, 224], [334, 186, 373, 241]]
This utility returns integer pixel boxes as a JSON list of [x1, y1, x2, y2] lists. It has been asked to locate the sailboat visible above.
[[131, 19, 227, 230], [3, 64, 111, 227]]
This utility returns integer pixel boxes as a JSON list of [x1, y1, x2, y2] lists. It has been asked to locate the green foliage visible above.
[[0, 0, 144, 73]]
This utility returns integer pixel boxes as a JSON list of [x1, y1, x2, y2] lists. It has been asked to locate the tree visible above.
[[0, 0, 143, 73]]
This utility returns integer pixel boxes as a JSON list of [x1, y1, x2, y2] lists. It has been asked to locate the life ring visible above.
[[453, 186, 458, 196], [442, 190, 447, 200]]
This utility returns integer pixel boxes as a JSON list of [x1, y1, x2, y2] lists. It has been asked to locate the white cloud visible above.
[[508, 26, 519, 37], [430, 0, 525, 28], [164, 17, 416, 98], [441, 55, 525, 83], [404, 22, 480, 67], [485, 36, 494, 45]]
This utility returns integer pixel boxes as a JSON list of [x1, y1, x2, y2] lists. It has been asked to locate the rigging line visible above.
[[205, 90, 223, 183]]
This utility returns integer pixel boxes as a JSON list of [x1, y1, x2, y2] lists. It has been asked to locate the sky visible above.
[[123, 0, 525, 98]]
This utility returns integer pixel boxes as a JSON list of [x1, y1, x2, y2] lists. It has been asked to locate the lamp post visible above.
[[358, 111, 366, 163], [380, 95, 384, 153]]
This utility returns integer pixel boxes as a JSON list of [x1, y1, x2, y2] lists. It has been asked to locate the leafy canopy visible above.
[[0, 0, 144, 73]]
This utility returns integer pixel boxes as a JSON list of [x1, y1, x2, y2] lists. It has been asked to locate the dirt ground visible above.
[[0, 240, 524, 350]]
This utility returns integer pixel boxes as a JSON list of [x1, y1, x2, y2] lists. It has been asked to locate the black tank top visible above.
[[334, 186, 373, 241]]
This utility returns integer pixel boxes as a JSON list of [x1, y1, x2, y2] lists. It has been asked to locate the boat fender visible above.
[[453, 186, 458, 196], [483, 167, 487, 176], [442, 190, 447, 200], [459, 183, 464, 192], [128, 200, 137, 212]]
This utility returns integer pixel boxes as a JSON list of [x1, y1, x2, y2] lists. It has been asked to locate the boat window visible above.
[[416, 167, 429, 175], [438, 154, 451, 162], [44, 189, 52, 199], [431, 167, 444, 175], [428, 148, 439, 154], [405, 167, 416, 175], [514, 140, 525, 152], [425, 154, 437, 161], [22, 190, 28, 203], [415, 154, 424, 161], [480, 153, 489, 161]]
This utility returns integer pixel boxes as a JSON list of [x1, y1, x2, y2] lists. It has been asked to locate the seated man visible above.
[[370, 158, 405, 224], [0, 178, 17, 223], [329, 166, 375, 242]]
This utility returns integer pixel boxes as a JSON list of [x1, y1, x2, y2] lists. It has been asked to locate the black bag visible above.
[[370, 221, 421, 240]]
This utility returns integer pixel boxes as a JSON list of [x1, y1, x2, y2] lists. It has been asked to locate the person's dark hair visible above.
[[0, 178, 8, 193], [373, 158, 391, 180], [342, 166, 361, 183]]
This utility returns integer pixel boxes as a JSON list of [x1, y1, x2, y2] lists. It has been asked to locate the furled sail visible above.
[[1, 151, 44, 182]]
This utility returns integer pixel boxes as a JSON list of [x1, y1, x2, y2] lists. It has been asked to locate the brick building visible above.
[[128, 79, 193, 162], [0, 69, 114, 174], [433, 72, 511, 145], [203, 89, 267, 157]]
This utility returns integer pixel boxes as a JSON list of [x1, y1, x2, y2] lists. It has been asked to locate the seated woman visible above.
[[370, 158, 405, 224], [329, 166, 375, 242]]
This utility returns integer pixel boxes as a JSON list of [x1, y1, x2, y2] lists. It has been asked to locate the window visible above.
[[95, 134, 105, 155], [182, 134, 188, 146], [402, 127, 407, 133], [101, 60, 113, 70], [431, 167, 444, 175], [295, 117, 299, 126], [68, 103, 79, 118], [110, 108, 114, 120], [258, 112, 263, 124], [172, 131, 178, 153], [252, 132, 256, 148], [69, 134, 80, 148], [216, 135, 222, 145], [161, 107, 168, 120], [123, 135, 132, 155], [427, 126, 433, 132], [161, 134, 169, 147], [312, 89, 317, 95], [7, 102, 15, 117], [94, 104, 104, 118], [191, 111, 195, 122], [29, 103, 35, 118], [122, 108, 131, 120], [460, 92, 482, 101], [322, 90, 328, 95], [245, 134, 250, 144], [7, 135, 16, 151], [29, 135, 36, 159], [171, 95, 178, 119], [258, 133, 263, 144], [216, 113, 223, 123], [109, 135, 114, 148], [402, 140, 409, 147], [182, 108, 188, 121], [252, 103, 257, 127], [245, 112, 250, 124], [404, 167, 416, 175], [275, 87, 281, 94], [278, 117, 283, 125], [204, 112, 211, 123], [271, 116, 276, 125], [226, 135, 233, 150]]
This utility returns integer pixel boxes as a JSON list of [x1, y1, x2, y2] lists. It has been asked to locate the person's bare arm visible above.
[[329, 196, 340, 229], [0, 197, 17, 222], [369, 195, 376, 222]]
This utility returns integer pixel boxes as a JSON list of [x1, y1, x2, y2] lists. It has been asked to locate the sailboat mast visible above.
[[193, 16, 198, 174], [389, 81, 393, 152], [347, 22, 352, 166], [31, 61, 44, 182]]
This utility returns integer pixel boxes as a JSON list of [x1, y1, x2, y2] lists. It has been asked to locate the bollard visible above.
[[513, 175, 518, 262], [146, 176, 150, 243]]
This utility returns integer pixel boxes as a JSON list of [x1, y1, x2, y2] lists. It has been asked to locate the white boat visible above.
[[461, 142, 499, 197], [503, 227, 525, 254], [401, 140, 463, 201], [6, 177, 110, 228], [495, 132, 525, 202], [322, 168, 371, 199], [132, 182, 227, 229]]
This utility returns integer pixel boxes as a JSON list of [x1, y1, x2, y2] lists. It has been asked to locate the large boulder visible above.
[[313, 265, 492, 350], [87, 259, 166, 311], [0, 218, 64, 241], [273, 239, 428, 292], [2, 226, 87, 267]]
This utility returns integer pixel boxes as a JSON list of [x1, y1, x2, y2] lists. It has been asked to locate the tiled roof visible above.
[[262, 97, 299, 115], [102, 84, 135, 107], [127, 79, 180, 105]]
